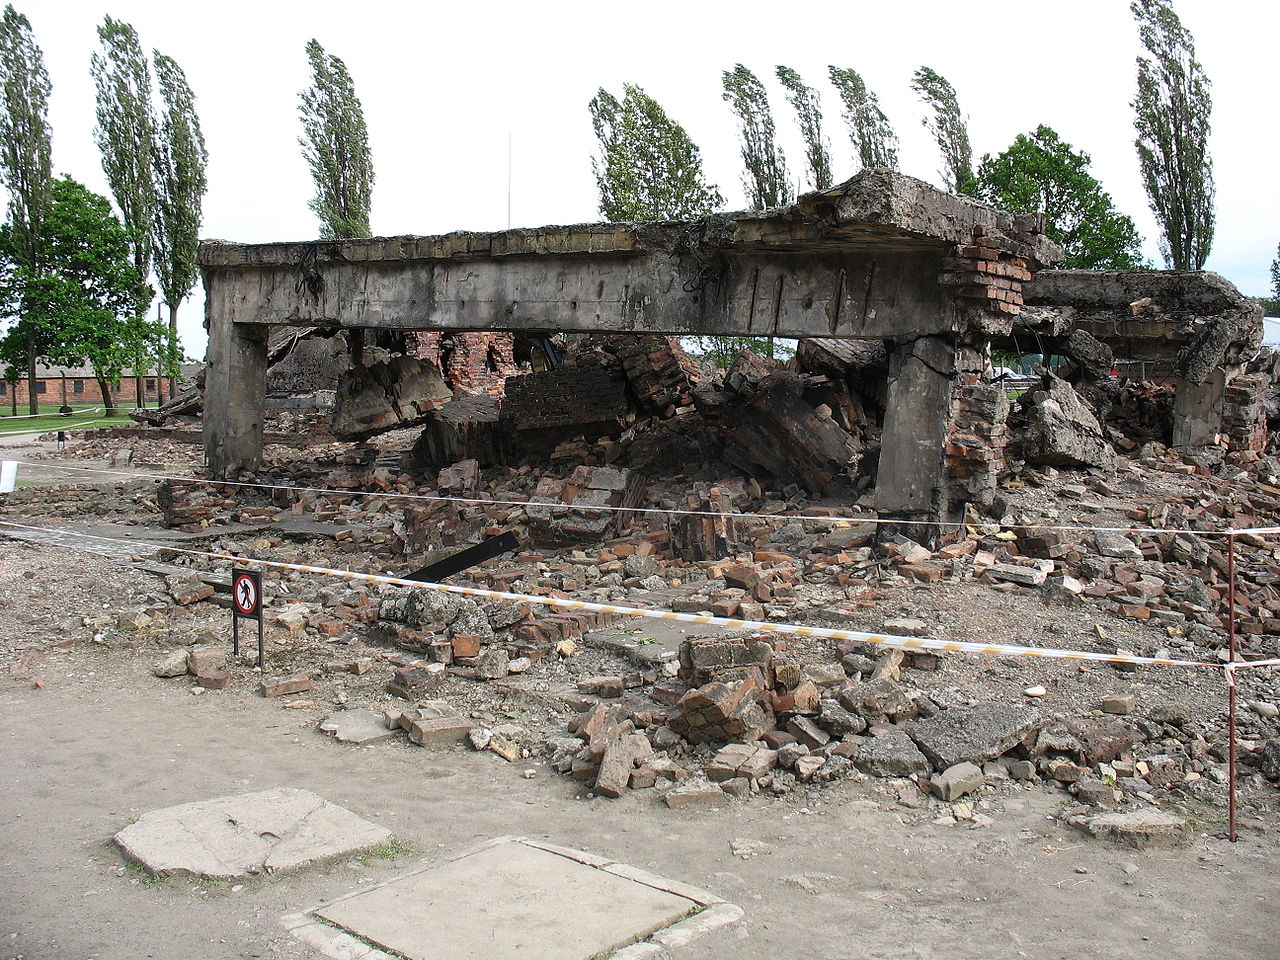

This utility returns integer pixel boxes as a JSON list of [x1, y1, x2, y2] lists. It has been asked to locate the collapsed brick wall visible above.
[[408, 332, 518, 397], [1223, 373, 1269, 452], [946, 376, 1010, 510]]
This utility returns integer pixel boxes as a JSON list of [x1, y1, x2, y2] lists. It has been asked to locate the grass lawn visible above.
[[0, 405, 136, 436]]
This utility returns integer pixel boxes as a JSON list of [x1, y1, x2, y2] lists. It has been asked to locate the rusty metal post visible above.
[[1227, 532, 1238, 843]]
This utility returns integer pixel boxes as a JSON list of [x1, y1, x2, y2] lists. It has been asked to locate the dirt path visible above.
[[2, 635, 1277, 960]]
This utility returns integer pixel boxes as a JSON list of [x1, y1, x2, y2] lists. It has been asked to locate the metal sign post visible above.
[[231, 567, 265, 668]]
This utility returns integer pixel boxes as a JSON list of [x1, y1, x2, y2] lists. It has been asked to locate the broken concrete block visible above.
[[853, 730, 930, 777], [907, 703, 1042, 770], [333, 354, 453, 440], [1016, 373, 1114, 469], [319, 708, 397, 745], [386, 662, 447, 700], [1077, 809, 1186, 849], [195, 669, 230, 690]]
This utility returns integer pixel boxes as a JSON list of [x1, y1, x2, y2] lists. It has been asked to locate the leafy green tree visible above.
[[722, 64, 792, 209], [775, 66, 831, 191], [152, 50, 206, 398], [0, 177, 155, 415], [92, 16, 156, 322], [974, 125, 1147, 269], [589, 84, 722, 221], [1131, 0, 1213, 270], [299, 39, 373, 238], [1271, 243, 1279, 300], [0, 4, 52, 412], [828, 66, 899, 172], [911, 66, 973, 194]]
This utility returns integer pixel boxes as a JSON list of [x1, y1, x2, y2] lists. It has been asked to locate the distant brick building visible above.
[[0, 363, 201, 411]]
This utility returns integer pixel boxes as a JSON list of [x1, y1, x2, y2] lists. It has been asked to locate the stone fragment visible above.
[[489, 734, 522, 763], [854, 730, 930, 777], [1101, 695, 1136, 715], [319, 708, 396, 745], [1094, 530, 1142, 560], [787, 716, 830, 749], [1017, 372, 1115, 469], [153, 649, 190, 678], [475, 648, 510, 680], [929, 762, 984, 801], [187, 645, 227, 675], [386, 662, 447, 700], [663, 780, 725, 809], [1078, 809, 1186, 849], [260, 673, 311, 697], [794, 755, 825, 781], [988, 563, 1048, 587], [907, 704, 1041, 770]]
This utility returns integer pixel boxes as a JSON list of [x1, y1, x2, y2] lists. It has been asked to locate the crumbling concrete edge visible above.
[[281, 835, 741, 960]]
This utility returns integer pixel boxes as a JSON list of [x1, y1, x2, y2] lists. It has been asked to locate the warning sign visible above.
[[232, 568, 262, 620]]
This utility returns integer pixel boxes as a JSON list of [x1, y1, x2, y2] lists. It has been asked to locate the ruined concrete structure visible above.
[[198, 170, 1262, 527], [201, 170, 1061, 527], [1018, 270, 1263, 448]]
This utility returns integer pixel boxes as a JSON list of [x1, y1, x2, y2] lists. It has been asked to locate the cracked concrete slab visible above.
[[114, 787, 391, 879], [289, 836, 741, 960]]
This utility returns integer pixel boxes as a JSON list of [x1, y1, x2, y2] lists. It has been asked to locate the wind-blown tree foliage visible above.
[[0, 4, 51, 412], [1271, 244, 1279, 301], [152, 50, 207, 397], [911, 66, 973, 194], [722, 64, 792, 210], [828, 66, 899, 172], [0, 177, 154, 415], [92, 16, 156, 323], [299, 39, 373, 239], [775, 66, 831, 191], [975, 125, 1147, 270], [1131, 0, 1214, 269], [589, 84, 722, 221]]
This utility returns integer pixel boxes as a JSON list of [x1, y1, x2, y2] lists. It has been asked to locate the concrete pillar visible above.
[[876, 335, 957, 525], [204, 315, 268, 477], [1172, 366, 1234, 448]]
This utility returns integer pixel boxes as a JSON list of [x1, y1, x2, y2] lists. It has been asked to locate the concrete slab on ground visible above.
[[114, 787, 391, 879], [291, 836, 741, 960]]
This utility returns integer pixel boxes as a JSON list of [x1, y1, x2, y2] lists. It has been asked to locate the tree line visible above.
[[1, 0, 1266, 412], [588, 0, 1220, 288]]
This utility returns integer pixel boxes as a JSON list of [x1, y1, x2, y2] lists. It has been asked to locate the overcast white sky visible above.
[[26, 0, 1280, 354]]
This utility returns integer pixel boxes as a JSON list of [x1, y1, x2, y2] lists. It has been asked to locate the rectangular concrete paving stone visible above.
[[312, 839, 710, 960], [114, 787, 392, 879]]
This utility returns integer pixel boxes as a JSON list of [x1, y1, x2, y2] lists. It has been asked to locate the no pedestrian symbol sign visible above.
[[232, 568, 262, 620]]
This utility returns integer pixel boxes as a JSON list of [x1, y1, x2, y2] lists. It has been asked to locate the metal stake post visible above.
[[1227, 532, 1238, 843]]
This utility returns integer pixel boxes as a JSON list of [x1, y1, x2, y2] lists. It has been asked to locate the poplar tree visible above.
[[92, 16, 156, 320], [299, 39, 373, 238], [1131, 0, 1214, 269], [589, 84, 722, 221], [152, 51, 207, 397], [1271, 244, 1279, 302], [721, 64, 792, 210], [911, 66, 973, 195], [775, 66, 831, 191], [828, 66, 899, 172], [0, 4, 51, 412]]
